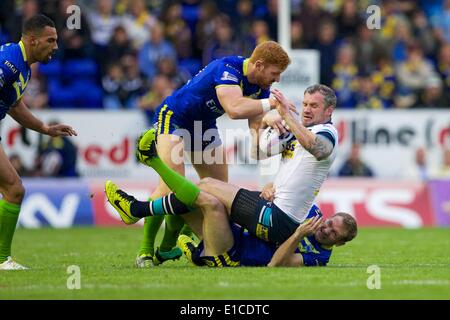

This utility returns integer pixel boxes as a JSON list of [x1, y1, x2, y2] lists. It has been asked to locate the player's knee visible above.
[[197, 191, 223, 213], [197, 177, 218, 191], [3, 178, 25, 203]]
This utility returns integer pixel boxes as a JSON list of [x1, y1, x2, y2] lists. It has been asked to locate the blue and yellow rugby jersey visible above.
[[0, 41, 31, 121], [193, 204, 333, 267], [237, 204, 332, 267], [157, 56, 270, 124]]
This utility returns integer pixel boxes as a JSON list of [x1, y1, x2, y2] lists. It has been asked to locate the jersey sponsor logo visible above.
[[220, 71, 239, 83], [4, 60, 18, 74], [206, 99, 223, 114], [281, 140, 298, 159]]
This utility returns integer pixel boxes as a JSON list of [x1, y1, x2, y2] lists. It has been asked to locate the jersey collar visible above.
[[243, 58, 249, 76], [19, 40, 28, 62]]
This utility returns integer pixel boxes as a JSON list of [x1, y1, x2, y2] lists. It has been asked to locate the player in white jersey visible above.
[[193, 84, 338, 245]]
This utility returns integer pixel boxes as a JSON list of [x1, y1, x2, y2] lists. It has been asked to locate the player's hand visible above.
[[260, 183, 275, 202], [271, 89, 298, 116], [45, 124, 78, 137], [295, 216, 323, 238], [262, 111, 287, 134]]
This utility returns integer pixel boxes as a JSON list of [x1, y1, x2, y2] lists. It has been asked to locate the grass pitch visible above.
[[1, 227, 449, 300]]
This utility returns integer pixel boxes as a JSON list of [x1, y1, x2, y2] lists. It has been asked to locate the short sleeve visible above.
[[214, 63, 243, 87], [300, 252, 329, 266]]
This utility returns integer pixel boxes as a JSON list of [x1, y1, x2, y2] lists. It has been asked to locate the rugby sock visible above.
[[0, 200, 21, 263], [131, 193, 190, 218], [148, 157, 200, 207], [159, 215, 185, 252], [138, 216, 163, 256]]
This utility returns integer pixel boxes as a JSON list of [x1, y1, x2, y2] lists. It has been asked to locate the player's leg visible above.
[[196, 191, 234, 256], [0, 145, 27, 270], [157, 144, 229, 261], [137, 133, 186, 266]]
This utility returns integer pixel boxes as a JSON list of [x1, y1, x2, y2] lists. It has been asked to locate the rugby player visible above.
[[0, 15, 77, 270]]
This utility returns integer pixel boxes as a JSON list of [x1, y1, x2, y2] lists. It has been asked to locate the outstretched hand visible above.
[[46, 124, 78, 137]]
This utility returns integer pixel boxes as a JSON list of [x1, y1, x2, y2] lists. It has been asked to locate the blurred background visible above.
[[0, 0, 449, 229]]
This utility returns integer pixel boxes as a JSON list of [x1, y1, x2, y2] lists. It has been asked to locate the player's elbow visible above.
[[227, 108, 240, 120]]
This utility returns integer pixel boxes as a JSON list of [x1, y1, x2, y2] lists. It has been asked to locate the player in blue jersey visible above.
[[0, 15, 77, 270], [134, 41, 292, 268]]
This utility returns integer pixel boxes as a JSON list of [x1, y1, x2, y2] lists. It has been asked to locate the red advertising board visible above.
[[316, 179, 435, 227]]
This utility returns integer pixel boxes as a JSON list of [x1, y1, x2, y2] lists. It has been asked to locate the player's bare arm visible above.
[[268, 216, 323, 267], [271, 89, 333, 161], [216, 85, 277, 119], [8, 99, 77, 137]]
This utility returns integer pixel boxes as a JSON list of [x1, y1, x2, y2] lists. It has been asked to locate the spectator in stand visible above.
[[102, 64, 124, 109], [138, 74, 175, 122], [395, 44, 438, 108], [391, 19, 415, 63], [335, 0, 364, 41], [355, 72, 387, 109], [291, 20, 308, 49], [255, 0, 278, 41], [313, 20, 338, 87], [250, 19, 271, 46], [195, 0, 220, 57], [414, 76, 449, 108], [105, 25, 135, 68], [23, 64, 48, 110], [233, 0, 255, 54], [86, 0, 120, 73], [430, 0, 450, 45], [295, 0, 333, 46], [353, 24, 383, 74], [121, 0, 157, 50], [121, 54, 144, 109], [338, 144, 374, 177], [376, 0, 408, 46], [404, 147, 431, 181], [331, 43, 359, 108], [87, 0, 120, 48], [410, 9, 437, 57], [138, 21, 177, 80], [10, 0, 39, 42], [55, 0, 93, 59], [371, 52, 396, 108], [156, 57, 191, 90], [202, 15, 241, 65], [162, 2, 193, 61]]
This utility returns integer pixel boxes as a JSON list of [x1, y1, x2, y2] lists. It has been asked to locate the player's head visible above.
[[301, 84, 336, 127], [314, 212, 357, 247], [249, 41, 290, 89], [22, 14, 57, 64]]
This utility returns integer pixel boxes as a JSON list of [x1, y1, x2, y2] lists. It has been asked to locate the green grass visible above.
[[1, 227, 449, 299]]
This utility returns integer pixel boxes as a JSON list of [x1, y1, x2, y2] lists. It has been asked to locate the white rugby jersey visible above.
[[273, 122, 338, 223]]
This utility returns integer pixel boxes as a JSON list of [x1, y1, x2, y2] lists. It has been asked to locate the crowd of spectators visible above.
[[0, 0, 449, 118]]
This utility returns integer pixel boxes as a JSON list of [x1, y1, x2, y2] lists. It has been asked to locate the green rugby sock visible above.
[[0, 200, 21, 263], [160, 216, 185, 252], [138, 215, 164, 257], [148, 157, 200, 207]]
